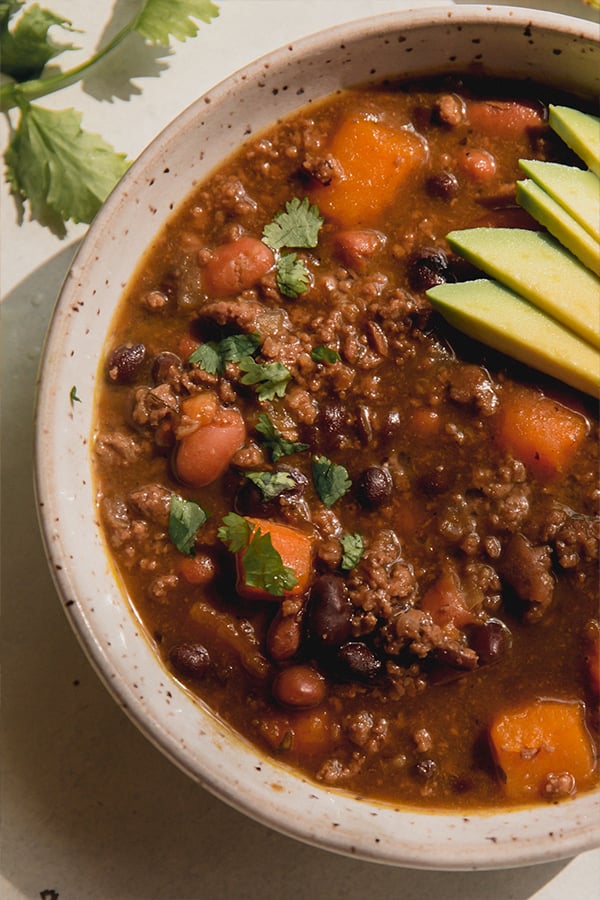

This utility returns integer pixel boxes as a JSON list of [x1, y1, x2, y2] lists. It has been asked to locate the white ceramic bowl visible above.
[[35, 5, 600, 870]]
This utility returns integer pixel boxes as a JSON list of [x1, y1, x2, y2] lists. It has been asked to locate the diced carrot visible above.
[[466, 99, 545, 138], [178, 552, 217, 586], [420, 566, 476, 628], [175, 407, 246, 487], [493, 385, 588, 480], [236, 517, 314, 600], [201, 236, 274, 297], [309, 114, 427, 228], [257, 709, 333, 756], [489, 699, 597, 802]]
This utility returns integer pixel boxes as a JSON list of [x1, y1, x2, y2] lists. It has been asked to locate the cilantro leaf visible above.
[[5, 103, 129, 235], [242, 528, 298, 597], [312, 455, 351, 508], [255, 413, 309, 463], [135, 0, 219, 44], [189, 332, 261, 375], [246, 470, 296, 500], [311, 345, 341, 364], [217, 511, 298, 596], [217, 511, 252, 552], [239, 357, 291, 401], [340, 532, 364, 571], [169, 495, 208, 556], [0, 2, 77, 82], [69, 385, 81, 406], [262, 197, 323, 250], [276, 252, 310, 299]]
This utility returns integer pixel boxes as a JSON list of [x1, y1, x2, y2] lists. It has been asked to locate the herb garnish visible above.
[[254, 413, 309, 462], [262, 197, 323, 250], [69, 385, 81, 406], [239, 357, 291, 401], [262, 197, 323, 299], [312, 454, 352, 508], [311, 345, 341, 364], [169, 494, 208, 556], [340, 532, 365, 571], [1, 1, 219, 236], [189, 332, 261, 375], [246, 470, 296, 500], [275, 252, 310, 299], [218, 512, 298, 596]]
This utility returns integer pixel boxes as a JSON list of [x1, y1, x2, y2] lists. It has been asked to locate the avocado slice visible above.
[[549, 105, 600, 178], [518, 159, 600, 241], [516, 179, 600, 276], [446, 227, 600, 349], [426, 279, 600, 398]]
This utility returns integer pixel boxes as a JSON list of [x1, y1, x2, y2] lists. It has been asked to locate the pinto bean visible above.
[[273, 664, 326, 708], [174, 407, 246, 487], [201, 236, 275, 297]]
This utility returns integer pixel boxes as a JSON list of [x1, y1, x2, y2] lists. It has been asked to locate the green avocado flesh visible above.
[[426, 279, 600, 398], [446, 228, 600, 349], [548, 105, 600, 178], [518, 159, 600, 242], [516, 179, 600, 276]]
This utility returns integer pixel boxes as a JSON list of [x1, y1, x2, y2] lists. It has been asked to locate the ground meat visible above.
[[128, 484, 172, 528], [389, 608, 478, 670], [348, 530, 416, 620], [433, 93, 467, 127], [131, 384, 179, 429], [95, 431, 142, 465]]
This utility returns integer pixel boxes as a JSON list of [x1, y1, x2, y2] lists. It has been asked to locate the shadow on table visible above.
[[1, 247, 570, 900]]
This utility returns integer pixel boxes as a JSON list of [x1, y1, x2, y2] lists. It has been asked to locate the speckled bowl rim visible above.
[[34, 5, 600, 870]]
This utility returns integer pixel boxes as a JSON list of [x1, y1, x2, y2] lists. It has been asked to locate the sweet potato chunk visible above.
[[490, 699, 597, 802], [309, 114, 427, 227]]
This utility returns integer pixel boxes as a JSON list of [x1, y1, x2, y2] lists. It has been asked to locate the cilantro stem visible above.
[[0, 15, 139, 112]]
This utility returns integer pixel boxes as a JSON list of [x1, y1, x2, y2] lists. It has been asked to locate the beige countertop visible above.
[[2, 2, 599, 897]]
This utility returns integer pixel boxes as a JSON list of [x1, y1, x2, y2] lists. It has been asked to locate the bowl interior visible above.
[[34, 5, 600, 870]]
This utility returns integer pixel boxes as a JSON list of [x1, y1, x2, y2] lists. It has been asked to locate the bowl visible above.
[[34, 5, 600, 870]]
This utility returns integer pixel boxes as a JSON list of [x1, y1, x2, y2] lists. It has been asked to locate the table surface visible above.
[[2, 2, 599, 898]]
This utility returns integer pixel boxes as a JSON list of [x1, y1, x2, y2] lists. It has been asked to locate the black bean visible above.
[[151, 351, 182, 384], [407, 247, 452, 292], [308, 574, 353, 648], [414, 758, 438, 781], [316, 402, 348, 449], [426, 171, 459, 201], [417, 465, 450, 495], [169, 642, 210, 679], [107, 343, 146, 383], [470, 619, 512, 665], [357, 466, 393, 508], [334, 642, 382, 682], [380, 409, 402, 440]]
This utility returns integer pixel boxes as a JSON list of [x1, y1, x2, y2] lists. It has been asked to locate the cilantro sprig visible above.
[[218, 512, 298, 596], [246, 470, 296, 500], [169, 494, 208, 556], [340, 532, 364, 571], [312, 454, 352, 508], [255, 413, 309, 462], [238, 357, 291, 402], [189, 332, 261, 375], [261, 197, 323, 299], [1, 1, 219, 235]]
